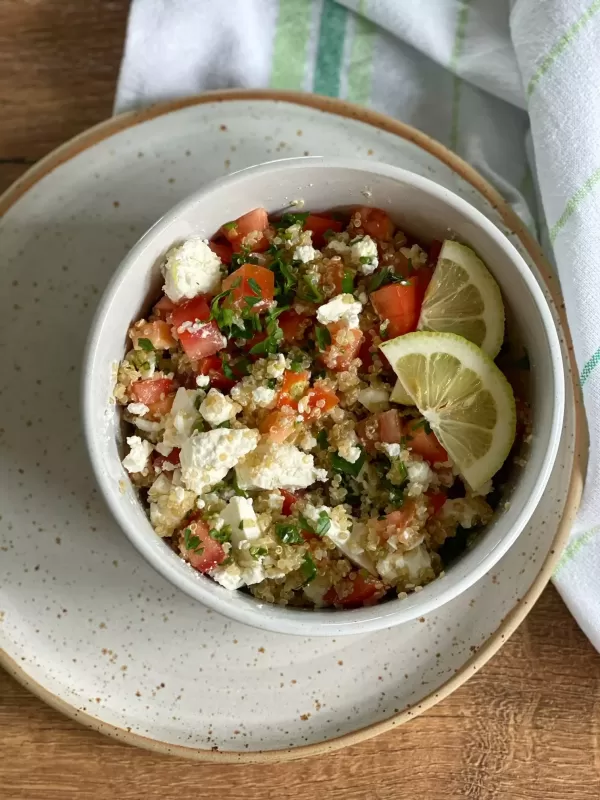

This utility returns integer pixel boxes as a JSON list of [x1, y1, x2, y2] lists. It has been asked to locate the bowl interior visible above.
[[84, 159, 563, 636]]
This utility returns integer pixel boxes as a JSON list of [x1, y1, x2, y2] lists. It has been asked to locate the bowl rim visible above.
[[82, 154, 565, 636]]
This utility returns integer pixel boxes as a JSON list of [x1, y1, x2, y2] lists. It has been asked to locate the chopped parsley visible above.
[[220, 354, 235, 380], [300, 553, 317, 584], [231, 471, 248, 497], [216, 420, 231, 429], [275, 522, 304, 545], [367, 267, 411, 293], [268, 246, 298, 304], [315, 325, 331, 352], [316, 429, 329, 450], [341, 269, 354, 293], [359, 256, 373, 264], [387, 458, 408, 487], [299, 510, 331, 537], [137, 337, 154, 352], [410, 418, 432, 435], [234, 355, 252, 376], [298, 272, 323, 303], [247, 277, 262, 297], [209, 525, 232, 544], [192, 418, 206, 433], [289, 357, 305, 373], [266, 378, 277, 389], [274, 211, 310, 229], [249, 307, 285, 356], [249, 545, 268, 560], [230, 248, 251, 270], [222, 221, 237, 231], [331, 448, 366, 478], [184, 526, 204, 553]]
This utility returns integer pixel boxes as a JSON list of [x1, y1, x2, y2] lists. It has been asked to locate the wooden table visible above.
[[1, 3, 599, 798]]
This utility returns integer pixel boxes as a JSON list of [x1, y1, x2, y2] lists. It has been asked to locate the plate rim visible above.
[[0, 88, 587, 763]]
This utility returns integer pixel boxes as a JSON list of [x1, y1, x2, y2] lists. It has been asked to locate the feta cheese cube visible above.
[[126, 402, 149, 416], [313, 507, 377, 574], [376, 544, 432, 585], [180, 427, 260, 494], [316, 293, 363, 329], [162, 237, 223, 302], [406, 460, 434, 497], [195, 374, 210, 388], [380, 442, 401, 458], [235, 442, 327, 490], [350, 235, 379, 273], [210, 560, 265, 590], [217, 496, 261, 548], [358, 386, 390, 412], [161, 387, 202, 449], [293, 244, 318, 263], [199, 388, 241, 426], [122, 436, 153, 474], [252, 386, 276, 408]]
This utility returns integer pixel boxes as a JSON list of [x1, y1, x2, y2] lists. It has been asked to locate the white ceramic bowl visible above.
[[83, 157, 564, 636]]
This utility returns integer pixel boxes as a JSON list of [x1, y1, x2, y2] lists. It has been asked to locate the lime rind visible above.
[[379, 331, 516, 491], [418, 240, 505, 359]]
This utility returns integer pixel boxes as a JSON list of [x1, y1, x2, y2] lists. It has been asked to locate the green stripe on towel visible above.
[[270, 0, 313, 90], [313, 0, 348, 97], [449, 0, 472, 152], [549, 166, 600, 243], [346, 0, 375, 105], [581, 346, 600, 386], [554, 526, 600, 575]]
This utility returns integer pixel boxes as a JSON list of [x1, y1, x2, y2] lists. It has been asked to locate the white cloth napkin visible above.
[[115, 0, 600, 650]]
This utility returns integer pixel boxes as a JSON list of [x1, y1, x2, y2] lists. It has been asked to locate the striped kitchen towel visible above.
[[115, 0, 600, 651]]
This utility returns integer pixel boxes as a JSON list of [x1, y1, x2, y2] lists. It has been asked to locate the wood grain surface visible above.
[[1, 3, 599, 799]]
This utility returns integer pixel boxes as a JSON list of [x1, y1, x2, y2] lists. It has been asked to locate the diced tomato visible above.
[[378, 409, 404, 444], [371, 281, 422, 338], [222, 263, 275, 313], [169, 295, 211, 329], [130, 377, 177, 420], [426, 490, 447, 516], [406, 420, 448, 464], [322, 259, 345, 296], [180, 518, 226, 573], [208, 240, 233, 265], [280, 489, 299, 516], [324, 574, 386, 608], [356, 415, 381, 452], [276, 370, 310, 410], [169, 296, 224, 360], [321, 323, 364, 371], [153, 447, 181, 472], [152, 295, 175, 320], [278, 310, 311, 344], [428, 239, 443, 266], [303, 382, 339, 421], [353, 207, 395, 241], [375, 503, 417, 540], [195, 355, 235, 392], [130, 320, 176, 350], [305, 214, 343, 247], [358, 329, 378, 370], [259, 409, 296, 443], [221, 207, 269, 252]]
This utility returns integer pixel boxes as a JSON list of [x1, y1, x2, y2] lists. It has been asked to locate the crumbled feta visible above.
[[195, 374, 210, 388], [326, 234, 350, 254], [235, 442, 327, 490], [217, 496, 261, 548], [316, 293, 362, 329], [406, 460, 434, 497], [266, 353, 286, 379], [199, 388, 241, 426], [320, 512, 377, 574], [376, 544, 432, 585], [399, 243, 428, 268], [293, 244, 318, 263], [148, 473, 197, 536], [161, 388, 202, 449], [210, 560, 265, 590], [350, 235, 379, 273], [162, 237, 223, 302], [381, 442, 401, 458], [126, 402, 149, 417], [303, 575, 333, 607], [298, 431, 317, 451], [180, 427, 260, 494], [358, 386, 390, 412], [122, 436, 153, 474], [252, 386, 276, 408]]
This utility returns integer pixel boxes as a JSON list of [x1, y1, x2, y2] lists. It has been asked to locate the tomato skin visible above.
[[130, 377, 177, 420], [222, 264, 275, 313], [196, 355, 235, 392], [153, 447, 181, 472], [353, 207, 395, 240], [426, 490, 447, 516], [378, 409, 404, 444], [303, 382, 339, 421], [180, 519, 226, 573], [169, 295, 211, 329], [152, 295, 175, 320], [208, 240, 233, 265], [322, 259, 345, 296], [280, 489, 299, 516], [375, 503, 417, 540], [276, 370, 310, 410], [324, 574, 386, 608], [130, 320, 176, 350], [405, 420, 448, 464], [179, 319, 226, 361], [305, 214, 343, 247], [371, 282, 421, 338], [221, 208, 269, 252], [259, 410, 296, 442], [278, 310, 311, 343], [321, 323, 364, 371]]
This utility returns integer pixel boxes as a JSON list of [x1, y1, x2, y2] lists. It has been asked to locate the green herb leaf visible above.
[[367, 267, 411, 293], [331, 449, 365, 478], [341, 270, 354, 293], [289, 357, 305, 373], [275, 522, 304, 545], [220, 354, 235, 380], [230, 248, 251, 270], [316, 430, 329, 450], [298, 273, 323, 303], [216, 420, 231, 429], [222, 221, 237, 231], [359, 256, 372, 264], [209, 525, 232, 544], [234, 356, 251, 376], [137, 338, 155, 352], [300, 510, 331, 537], [249, 308, 284, 355], [231, 471, 248, 498], [275, 211, 310, 229], [192, 418, 206, 433], [244, 296, 262, 308], [184, 527, 204, 553], [387, 458, 408, 487], [315, 325, 332, 352], [248, 277, 262, 297], [266, 378, 277, 389], [249, 545, 268, 560], [388, 486, 406, 508], [300, 553, 317, 584], [410, 418, 432, 435]]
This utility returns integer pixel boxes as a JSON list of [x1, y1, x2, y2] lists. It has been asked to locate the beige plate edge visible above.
[[0, 88, 588, 763]]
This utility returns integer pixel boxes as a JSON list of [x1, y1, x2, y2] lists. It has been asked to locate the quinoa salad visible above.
[[115, 205, 522, 609]]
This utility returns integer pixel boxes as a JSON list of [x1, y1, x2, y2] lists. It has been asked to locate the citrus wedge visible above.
[[379, 332, 516, 490], [418, 240, 504, 358], [390, 379, 414, 406]]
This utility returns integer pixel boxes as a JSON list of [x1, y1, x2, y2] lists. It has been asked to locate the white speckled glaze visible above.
[[84, 157, 564, 637], [0, 93, 583, 761]]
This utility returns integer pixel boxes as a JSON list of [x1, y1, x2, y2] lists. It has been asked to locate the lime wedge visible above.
[[379, 332, 516, 490], [390, 379, 414, 406], [418, 240, 504, 359]]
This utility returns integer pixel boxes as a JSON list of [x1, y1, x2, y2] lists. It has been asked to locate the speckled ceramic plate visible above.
[[0, 91, 585, 762]]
